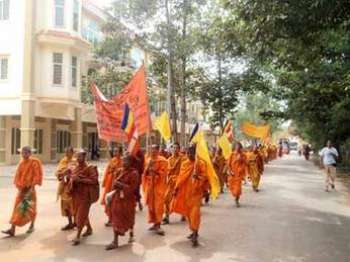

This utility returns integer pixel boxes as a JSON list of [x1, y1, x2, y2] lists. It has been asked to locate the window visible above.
[[53, 53, 63, 85], [54, 0, 64, 27], [0, 57, 8, 80], [57, 130, 71, 153], [34, 129, 43, 154], [11, 127, 20, 155], [82, 18, 102, 44], [0, 0, 9, 20], [71, 56, 77, 87], [73, 0, 79, 31]]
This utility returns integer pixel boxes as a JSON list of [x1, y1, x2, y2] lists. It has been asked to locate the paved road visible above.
[[0, 153, 350, 262]]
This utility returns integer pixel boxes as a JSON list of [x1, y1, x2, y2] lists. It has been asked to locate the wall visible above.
[[0, 0, 26, 114]]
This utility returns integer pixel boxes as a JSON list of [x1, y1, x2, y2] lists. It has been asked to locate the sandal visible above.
[[105, 242, 118, 251], [82, 230, 93, 237], [2, 229, 15, 237], [72, 238, 80, 246]]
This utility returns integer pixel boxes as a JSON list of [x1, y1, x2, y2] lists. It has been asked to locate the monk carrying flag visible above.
[[56, 147, 77, 231], [105, 155, 139, 251], [69, 150, 99, 246], [213, 147, 227, 194], [171, 145, 208, 247], [227, 142, 247, 207], [162, 143, 184, 225], [142, 144, 168, 235], [2, 146, 43, 237], [246, 145, 264, 192], [101, 147, 123, 227]]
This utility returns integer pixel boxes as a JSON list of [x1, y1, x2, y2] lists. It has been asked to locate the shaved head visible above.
[[21, 146, 32, 160]]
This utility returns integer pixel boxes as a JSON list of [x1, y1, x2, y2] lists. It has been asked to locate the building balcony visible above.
[[36, 29, 91, 53]]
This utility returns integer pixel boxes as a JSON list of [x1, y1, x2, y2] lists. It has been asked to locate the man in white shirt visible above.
[[319, 140, 339, 192]]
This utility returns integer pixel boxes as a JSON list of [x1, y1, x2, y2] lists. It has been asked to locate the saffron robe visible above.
[[110, 168, 139, 235], [171, 158, 207, 231], [227, 152, 247, 198], [142, 155, 168, 224], [10, 157, 43, 227]]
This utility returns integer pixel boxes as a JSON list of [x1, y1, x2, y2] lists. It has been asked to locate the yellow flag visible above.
[[192, 131, 220, 199], [154, 112, 172, 141], [241, 122, 270, 139], [217, 134, 232, 160]]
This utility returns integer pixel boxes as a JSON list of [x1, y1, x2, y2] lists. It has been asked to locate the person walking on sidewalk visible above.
[[319, 140, 339, 192]]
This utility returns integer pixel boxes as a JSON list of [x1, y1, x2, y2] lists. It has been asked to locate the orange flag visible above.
[[113, 65, 152, 136]]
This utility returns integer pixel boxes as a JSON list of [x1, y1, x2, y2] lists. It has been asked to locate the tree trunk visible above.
[[217, 52, 224, 129], [180, 0, 189, 148], [165, 0, 178, 143]]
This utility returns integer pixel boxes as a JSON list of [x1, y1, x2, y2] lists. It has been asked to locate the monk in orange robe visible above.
[[162, 143, 184, 224], [56, 147, 77, 231], [171, 145, 207, 247], [213, 147, 227, 194], [105, 155, 139, 250], [246, 145, 264, 192], [101, 147, 123, 226], [2, 146, 43, 237], [142, 144, 168, 235], [69, 150, 99, 246], [227, 142, 247, 207], [159, 144, 170, 159]]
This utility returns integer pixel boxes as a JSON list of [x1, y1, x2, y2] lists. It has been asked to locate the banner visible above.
[[91, 65, 151, 142], [241, 122, 270, 139], [91, 84, 126, 142], [113, 65, 152, 136]]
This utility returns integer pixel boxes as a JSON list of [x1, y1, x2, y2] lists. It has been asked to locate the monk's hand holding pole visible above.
[[173, 187, 179, 197], [114, 181, 124, 190], [145, 160, 154, 176], [192, 172, 199, 180]]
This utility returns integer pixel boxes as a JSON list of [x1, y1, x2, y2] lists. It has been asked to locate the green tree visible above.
[[221, 0, 350, 150]]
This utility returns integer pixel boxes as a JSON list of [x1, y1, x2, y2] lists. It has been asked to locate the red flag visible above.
[[91, 65, 151, 142], [91, 84, 126, 142]]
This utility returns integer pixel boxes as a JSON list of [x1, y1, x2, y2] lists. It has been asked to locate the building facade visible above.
[[0, 0, 109, 164], [0, 0, 213, 165]]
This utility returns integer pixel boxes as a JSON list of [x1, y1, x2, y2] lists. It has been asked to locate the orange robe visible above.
[[227, 152, 247, 198], [10, 157, 43, 227], [142, 155, 168, 224], [101, 156, 122, 217], [246, 151, 264, 190], [110, 168, 139, 235], [171, 158, 207, 231], [213, 154, 226, 191], [56, 156, 77, 217], [164, 154, 183, 215], [70, 163, 99, 228]]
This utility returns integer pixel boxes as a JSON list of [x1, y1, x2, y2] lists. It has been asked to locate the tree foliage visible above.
[[221, 0, 350, 149]]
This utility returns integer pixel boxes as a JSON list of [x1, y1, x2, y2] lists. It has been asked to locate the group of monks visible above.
[[1, 141, 279, 249]]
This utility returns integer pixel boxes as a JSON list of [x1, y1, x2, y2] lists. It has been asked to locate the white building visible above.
[[0, 0, 115, 164], [0, 0, 212, 165]]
